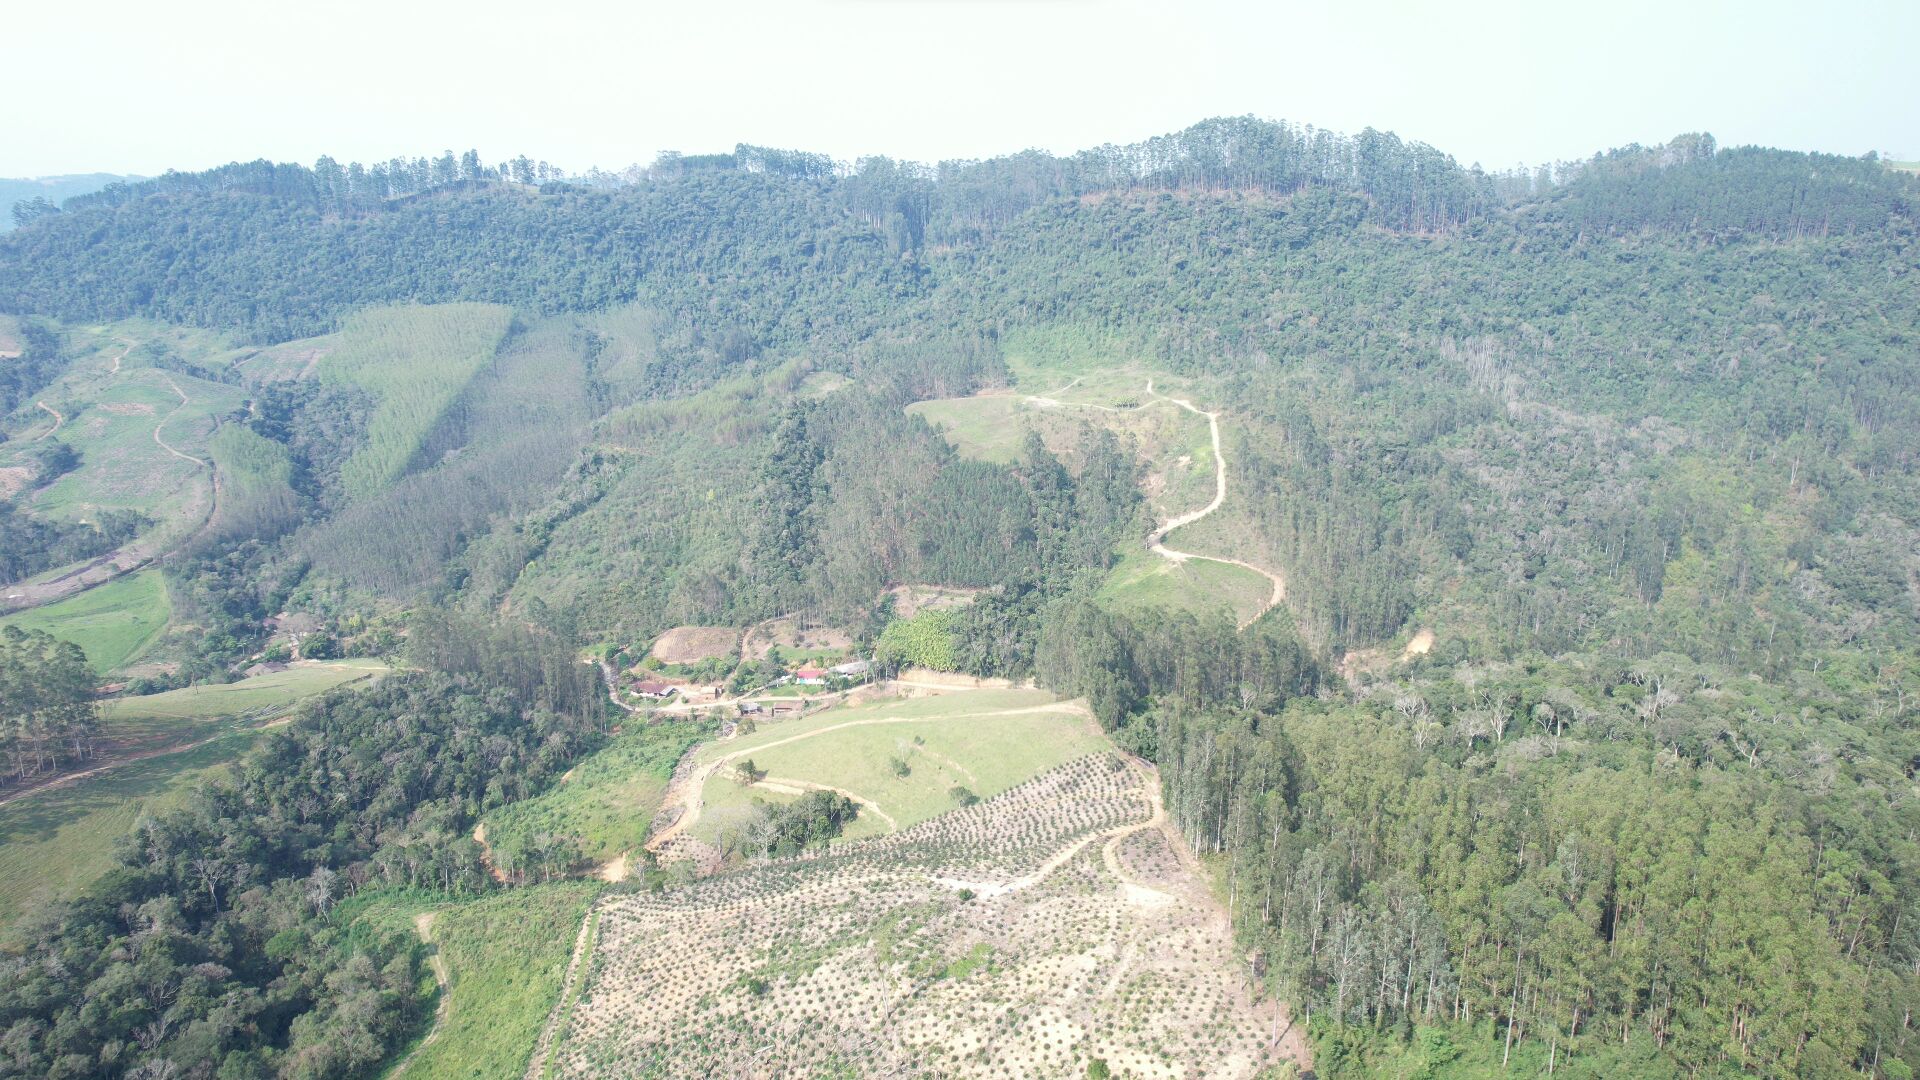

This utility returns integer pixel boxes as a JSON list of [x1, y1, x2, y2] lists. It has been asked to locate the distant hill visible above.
[[0, 173, 142, 230]]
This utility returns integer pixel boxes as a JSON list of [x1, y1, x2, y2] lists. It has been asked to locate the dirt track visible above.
[[1141, 381, 1287, 622], [1026, 377, 1286, 624], [523, 909, 598, 1080], [32, 402, 62, 440], [388, 913, 452, 1077]]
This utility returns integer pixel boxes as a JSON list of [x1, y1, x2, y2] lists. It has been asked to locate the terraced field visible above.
[[540, 753, 1300, 1078]]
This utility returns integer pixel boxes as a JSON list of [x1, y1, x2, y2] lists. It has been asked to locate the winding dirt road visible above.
[[32, 402, 62, 441], [152, 376, 209, 467], [1141, 381, 1287, 621], [1026, 377, 1286, 624]]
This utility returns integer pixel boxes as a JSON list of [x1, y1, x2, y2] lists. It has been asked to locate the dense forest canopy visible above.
[[1, 115, 1917, 1079]]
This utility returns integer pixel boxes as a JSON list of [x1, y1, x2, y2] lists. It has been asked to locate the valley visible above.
[[0, 110, 1915, 1080]]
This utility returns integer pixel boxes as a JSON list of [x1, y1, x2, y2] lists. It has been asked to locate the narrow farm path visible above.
[[522, 908, 598, 1080], [752, 775, 898, 830], [471, 822, 508, 883], [388, 912, 451, 1077], [595, 659, 643, 714], [153, 376, 209, 466], [32, 401, 62, 440]]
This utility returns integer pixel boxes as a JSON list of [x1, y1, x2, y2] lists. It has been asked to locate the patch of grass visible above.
[[354, 883, 602, 1079], [318, 303, 513, 498], [10, 368, 237, 531], [693, 687, 1105, 844], [0, 569, 169, 671], [1096, 546, 1271, 624], [485, 717, 713, 863], [0, 731, 253, 938], [103, 658, 390, 724], [906, 394, 1027, 463]]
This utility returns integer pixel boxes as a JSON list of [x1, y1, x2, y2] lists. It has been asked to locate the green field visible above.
[[0, 569, 170, 671], [484, 716, 712, 865], [907, 364, 1217, 521], [0, 732, 252, 937], [691, 687, 1107, 844], [353, 883, 602, 1080], [906, 393, 1029, 463], [103, 658, 390, 723], [1096, 545, 1273, 624], [19, 365, 239, 528]]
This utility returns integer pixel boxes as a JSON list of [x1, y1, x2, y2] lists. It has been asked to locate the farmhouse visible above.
[[830, 659, 870, 677], [631, 680, 677, 700], [793, 666, 828, 686]]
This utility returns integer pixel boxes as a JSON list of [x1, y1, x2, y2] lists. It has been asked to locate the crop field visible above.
[[0, 568, 169, 671], [677, 688, 1107, 848], [317, 303, 513, 498], [0, 731, 251, 938], [484, 717, 713, 866], [541, 754, 1296, 1078]]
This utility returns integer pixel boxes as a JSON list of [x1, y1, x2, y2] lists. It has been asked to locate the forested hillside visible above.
[[1, 117, 1916, 1079]]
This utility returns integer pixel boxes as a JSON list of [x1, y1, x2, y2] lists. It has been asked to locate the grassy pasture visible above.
[[1096, 545, 1273, 624], [0, 732, 251, 937], [352, 883, 602, 1080], [318, 303, 513, 499], [16, 367, 237, 530], [104, 658, 390, 723], [906, 393, 1028, 463], [691, 687, 1105, 844], [0, 569, 169, 671], [484, 717, 712, 865]]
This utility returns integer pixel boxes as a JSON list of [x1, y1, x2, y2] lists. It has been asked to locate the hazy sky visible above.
[[6, 0, 1916, 177]]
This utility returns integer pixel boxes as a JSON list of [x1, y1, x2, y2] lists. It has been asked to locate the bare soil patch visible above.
[[0, 467, 29, 500], [649, 625, 742, 664], [98, 402, 157, 416], [742, 614, 851, 660], [885, 583, 984, 619]]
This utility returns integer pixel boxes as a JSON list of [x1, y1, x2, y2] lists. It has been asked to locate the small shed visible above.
[[831, 660, 870, 677]]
